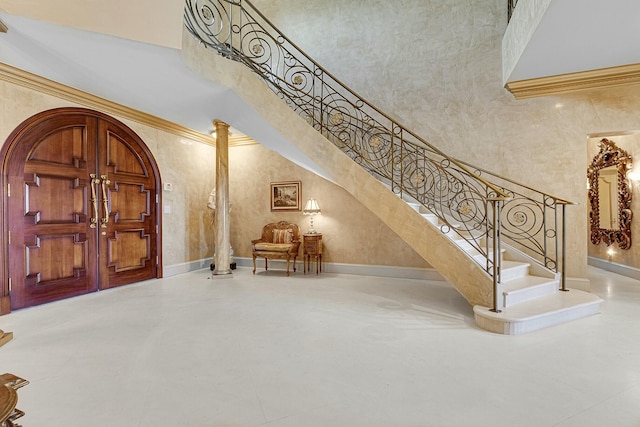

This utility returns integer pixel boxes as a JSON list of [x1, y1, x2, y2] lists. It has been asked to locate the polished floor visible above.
[[0, 265, 639, 427]]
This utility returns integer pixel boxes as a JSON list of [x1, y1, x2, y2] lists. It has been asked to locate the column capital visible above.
[[213, 119, 230, 130]]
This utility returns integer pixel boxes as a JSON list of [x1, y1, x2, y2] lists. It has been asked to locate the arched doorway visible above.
[[0, 108, 161, 311]]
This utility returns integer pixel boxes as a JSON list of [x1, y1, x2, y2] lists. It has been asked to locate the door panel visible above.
[[97, 119, 157, 289], [24, 233, 88, 285], [108, 229, 151, 271], [28, 126, 87, 167], [24, 174, 88, 224], [3, 108, 160, 310], [109, 182, 150, 221], [9, 115, 98, 309], [105, 132, 147, 176]]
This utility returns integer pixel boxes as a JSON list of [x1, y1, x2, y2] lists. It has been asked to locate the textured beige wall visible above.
[[130, 126, 216, 266], [587, 133, 640, 267], [0, 80, 216, 268], [251, 0, 640, 278], [229, 143, 431, 268]]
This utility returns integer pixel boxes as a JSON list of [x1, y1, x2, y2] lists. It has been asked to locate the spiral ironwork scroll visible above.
[[184, 0, 573, 283]]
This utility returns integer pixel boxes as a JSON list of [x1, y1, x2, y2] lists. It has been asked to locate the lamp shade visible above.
[[303, 198, 321, 215]]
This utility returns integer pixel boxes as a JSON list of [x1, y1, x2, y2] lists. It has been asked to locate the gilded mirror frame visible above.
[[588, 138, 632, 249]]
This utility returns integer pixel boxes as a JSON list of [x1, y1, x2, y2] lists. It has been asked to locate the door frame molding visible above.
[[0, 107, 163, 314]]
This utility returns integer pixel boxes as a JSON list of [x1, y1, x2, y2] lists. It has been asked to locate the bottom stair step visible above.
[[473, 290, 603, 335], [502, 275, 558, 306]]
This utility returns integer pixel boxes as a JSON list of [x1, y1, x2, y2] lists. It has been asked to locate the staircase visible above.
[[182, 0, 602, 334], [406, 200, 602, 334]]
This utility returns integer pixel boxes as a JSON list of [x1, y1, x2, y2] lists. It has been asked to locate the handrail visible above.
[[184, 0, 574, 294], [183, 0, 509, 200], [458, 159, 574, 206]]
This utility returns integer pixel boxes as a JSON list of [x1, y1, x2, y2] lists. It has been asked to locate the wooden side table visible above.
[[303, 233, 323, 275], [0, 373, 28, 426]]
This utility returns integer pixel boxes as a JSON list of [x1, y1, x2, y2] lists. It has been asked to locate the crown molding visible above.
[[0, 62, 256, 147], [505, 63, 640, 100]]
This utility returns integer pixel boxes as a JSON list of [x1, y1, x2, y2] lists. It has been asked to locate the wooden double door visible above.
[[2, 108, 160, 310]]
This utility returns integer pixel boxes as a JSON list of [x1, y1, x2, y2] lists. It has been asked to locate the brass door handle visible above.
[[89, 174, 100, 229], [100, 175, 111, 228]]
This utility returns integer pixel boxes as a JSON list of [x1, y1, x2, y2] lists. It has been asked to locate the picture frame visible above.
[[271, 181, 301, 211]]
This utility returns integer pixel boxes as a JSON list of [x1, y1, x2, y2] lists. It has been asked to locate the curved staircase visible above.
[[182, 0, 602, 334]]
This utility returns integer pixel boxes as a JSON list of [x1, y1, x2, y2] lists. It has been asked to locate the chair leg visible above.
[[286, 258, 290, 276], [252, 255, 256, 275], [265, 258, 268, 272]]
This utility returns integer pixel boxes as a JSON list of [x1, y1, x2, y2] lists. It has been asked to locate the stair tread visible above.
[[465, 247, 505, 256], [502, 275, 557, 293], [475, 290, 602, 321], [501, 260, 530, 269]]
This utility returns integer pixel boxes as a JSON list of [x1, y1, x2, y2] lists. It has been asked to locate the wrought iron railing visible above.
[[184, 0, 573, 304]]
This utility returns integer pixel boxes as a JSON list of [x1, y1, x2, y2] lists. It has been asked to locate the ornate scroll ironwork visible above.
[[184, 0, 574, 290], [588, 138, 632, 249]]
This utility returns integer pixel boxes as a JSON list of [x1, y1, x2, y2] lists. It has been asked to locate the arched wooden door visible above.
[[1, 108, 161, 310]]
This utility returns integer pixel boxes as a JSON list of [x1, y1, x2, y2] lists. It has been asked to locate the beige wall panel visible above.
[[229, 143, 431, 268]]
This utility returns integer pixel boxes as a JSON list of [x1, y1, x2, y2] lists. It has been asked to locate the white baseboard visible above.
[[588, 255, 640, 281], [565, 276, 590, 292], [234, 257, 445, 281], [163, 258, 213, 277], [163, 258, 593, 292]]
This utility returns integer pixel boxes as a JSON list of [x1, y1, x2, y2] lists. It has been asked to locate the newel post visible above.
[[490, 198, 503, 313]]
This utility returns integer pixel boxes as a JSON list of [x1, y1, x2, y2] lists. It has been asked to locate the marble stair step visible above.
[[421, 213, 439, 226], [465, 247, 505, 264], [404, 202, 448, 229], [474, 290, 603, 335], [407, 202, 421, 212], [502, 275, 558, 307], [500, 260, 530, 281]]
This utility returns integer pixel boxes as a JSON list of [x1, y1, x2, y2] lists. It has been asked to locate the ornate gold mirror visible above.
[[588, 138, 632, 249]]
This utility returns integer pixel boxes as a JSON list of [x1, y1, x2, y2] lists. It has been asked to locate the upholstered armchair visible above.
[[252, 221, 301, 276]]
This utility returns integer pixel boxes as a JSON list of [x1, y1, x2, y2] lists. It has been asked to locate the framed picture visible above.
[[271, 181, 301, 211]]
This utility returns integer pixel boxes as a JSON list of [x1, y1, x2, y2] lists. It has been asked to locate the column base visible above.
[[210, 262, 237, 271]]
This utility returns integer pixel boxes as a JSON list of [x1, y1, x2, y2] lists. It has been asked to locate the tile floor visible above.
[[0, 266, 639, 426]]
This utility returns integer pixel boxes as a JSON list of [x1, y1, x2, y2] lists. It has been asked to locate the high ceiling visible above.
[[505, 0, 640, 83]]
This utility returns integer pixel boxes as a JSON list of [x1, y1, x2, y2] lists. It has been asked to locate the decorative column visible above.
[[213, 120, 232, 275]]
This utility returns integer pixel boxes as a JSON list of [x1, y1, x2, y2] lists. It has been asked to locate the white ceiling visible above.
[[0, 12, 226, 135], [506, 0, 640, 82]]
